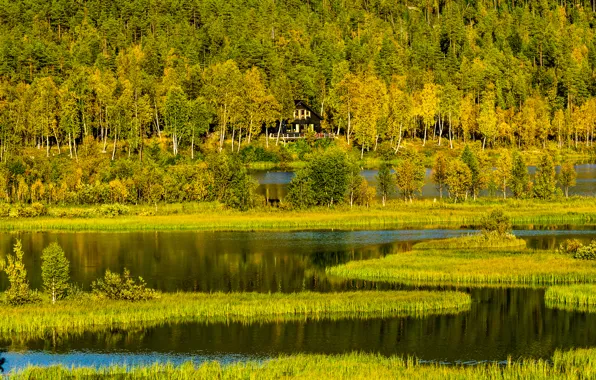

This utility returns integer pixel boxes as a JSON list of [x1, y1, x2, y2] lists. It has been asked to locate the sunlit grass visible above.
[[545, 284, 596, 312], [0, 198, 595, 232], [0, 291, 471, 337], [326, 249, 596, 287], [414, 233, 527, 250], [10, 348, 596, 379]]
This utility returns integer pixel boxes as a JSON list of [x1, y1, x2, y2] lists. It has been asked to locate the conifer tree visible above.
[[533, 153, 557, 199], [510, 151, 530, 199]]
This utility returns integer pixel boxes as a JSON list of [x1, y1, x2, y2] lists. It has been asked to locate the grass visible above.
[[326, 249, 596, 287], [9, 348, 596, 379], [545, 284, 596, 312], [0, 291, 471, 337], [1, 198, 595, 232], [414, 233, 527, 250]]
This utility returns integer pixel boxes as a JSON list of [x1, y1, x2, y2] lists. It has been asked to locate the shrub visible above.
[[559, 239, 583, 254], [0, 203, 9, 217], [479, 209, 512, 236], [574, 241, 596, 261], [29, 202, 48, 217], [1, 240, 37, 305], [92, 268, 156, 301], [97, 203, 130, 217]]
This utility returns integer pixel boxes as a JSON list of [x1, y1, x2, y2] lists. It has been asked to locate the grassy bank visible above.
[[1, 198, 595, 232], [545, 285, 596, 312], [10, 348, 596, 379], [0, 291, 471, 336], [326, 249, 596, 287], [414, 234, 527, 250]]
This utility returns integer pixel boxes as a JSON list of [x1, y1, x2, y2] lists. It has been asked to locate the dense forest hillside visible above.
[[1, 0, 596, 161]]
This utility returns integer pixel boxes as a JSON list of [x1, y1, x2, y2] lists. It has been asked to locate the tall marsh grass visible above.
[[545, 285, 596, 312], [10, 348, 596, 379], [0, 291, 471, 336], [327, 250, 596, 287]]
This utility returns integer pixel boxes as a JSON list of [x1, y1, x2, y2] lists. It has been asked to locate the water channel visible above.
[[1, 226, 596, 371]]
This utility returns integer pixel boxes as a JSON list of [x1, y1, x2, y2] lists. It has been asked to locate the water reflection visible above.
[[253, 164, 596, 200], [2, 287, 596, 370], [1, 228, 595, 292]]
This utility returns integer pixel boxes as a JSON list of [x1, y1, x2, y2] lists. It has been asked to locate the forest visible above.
[[0, 0, 596, 208], [2, 0, 596, 157]]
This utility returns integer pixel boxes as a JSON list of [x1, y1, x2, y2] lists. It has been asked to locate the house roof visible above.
[[294, 100, 323, 120]]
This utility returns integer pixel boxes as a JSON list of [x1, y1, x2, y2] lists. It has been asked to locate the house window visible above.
[[295, 124, 300, 132], [306, 111, 311, 118]]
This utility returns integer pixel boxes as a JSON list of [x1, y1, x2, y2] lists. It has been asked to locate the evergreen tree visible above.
[[533, 153, 557, 199], [510, 151, 530, 199], [41, 242, 71, 303], [461, 145, 483, 200]]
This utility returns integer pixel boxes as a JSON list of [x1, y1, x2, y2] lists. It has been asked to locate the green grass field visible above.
[[0, 290, 471, 337], [327, 248, 596, 287], [9, 348, 596, 379], [1, 198, 595, 232]]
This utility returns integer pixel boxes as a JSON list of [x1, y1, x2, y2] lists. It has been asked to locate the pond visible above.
[[1, 227, 596, 371], [252, 164, 596, 200]]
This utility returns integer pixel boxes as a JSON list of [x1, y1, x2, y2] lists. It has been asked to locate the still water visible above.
[[253, 164, 596, 200], [1, 227, 596, 371]]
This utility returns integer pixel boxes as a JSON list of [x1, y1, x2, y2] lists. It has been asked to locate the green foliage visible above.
[[574, 241, 596, 261], [375, 163, 394, 206], [91, 268, 156, 301], [558, 162, 577, 198], [533, 153, 557, 199], [479, 209, 512, 236], [445, 159, 472, 202], [287, 149, 350, 208], [511, 151, 530, 199], [41, 243, 70, 303], [208, 153, 258, 211], [1, 240, 36, 305], [431, 153, 449, 199], [394, 156, 425, 202]]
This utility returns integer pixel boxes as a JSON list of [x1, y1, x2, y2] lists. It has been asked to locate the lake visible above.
[[1, 227, 596, 371]]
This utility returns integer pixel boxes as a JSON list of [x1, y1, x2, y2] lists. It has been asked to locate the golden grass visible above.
[[327, 249, 596, 287]]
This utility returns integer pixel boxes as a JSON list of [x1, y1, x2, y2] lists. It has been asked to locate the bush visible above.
[[479, 209, 512, 236], [574, 241, 596, 260], [97, 203, 130, 217], [29, 202, 48, 217], [559, 239, 583, 254], [92, 268, 156, 301], [1, 240, 38, 306], [0, 203, 9, 217]]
